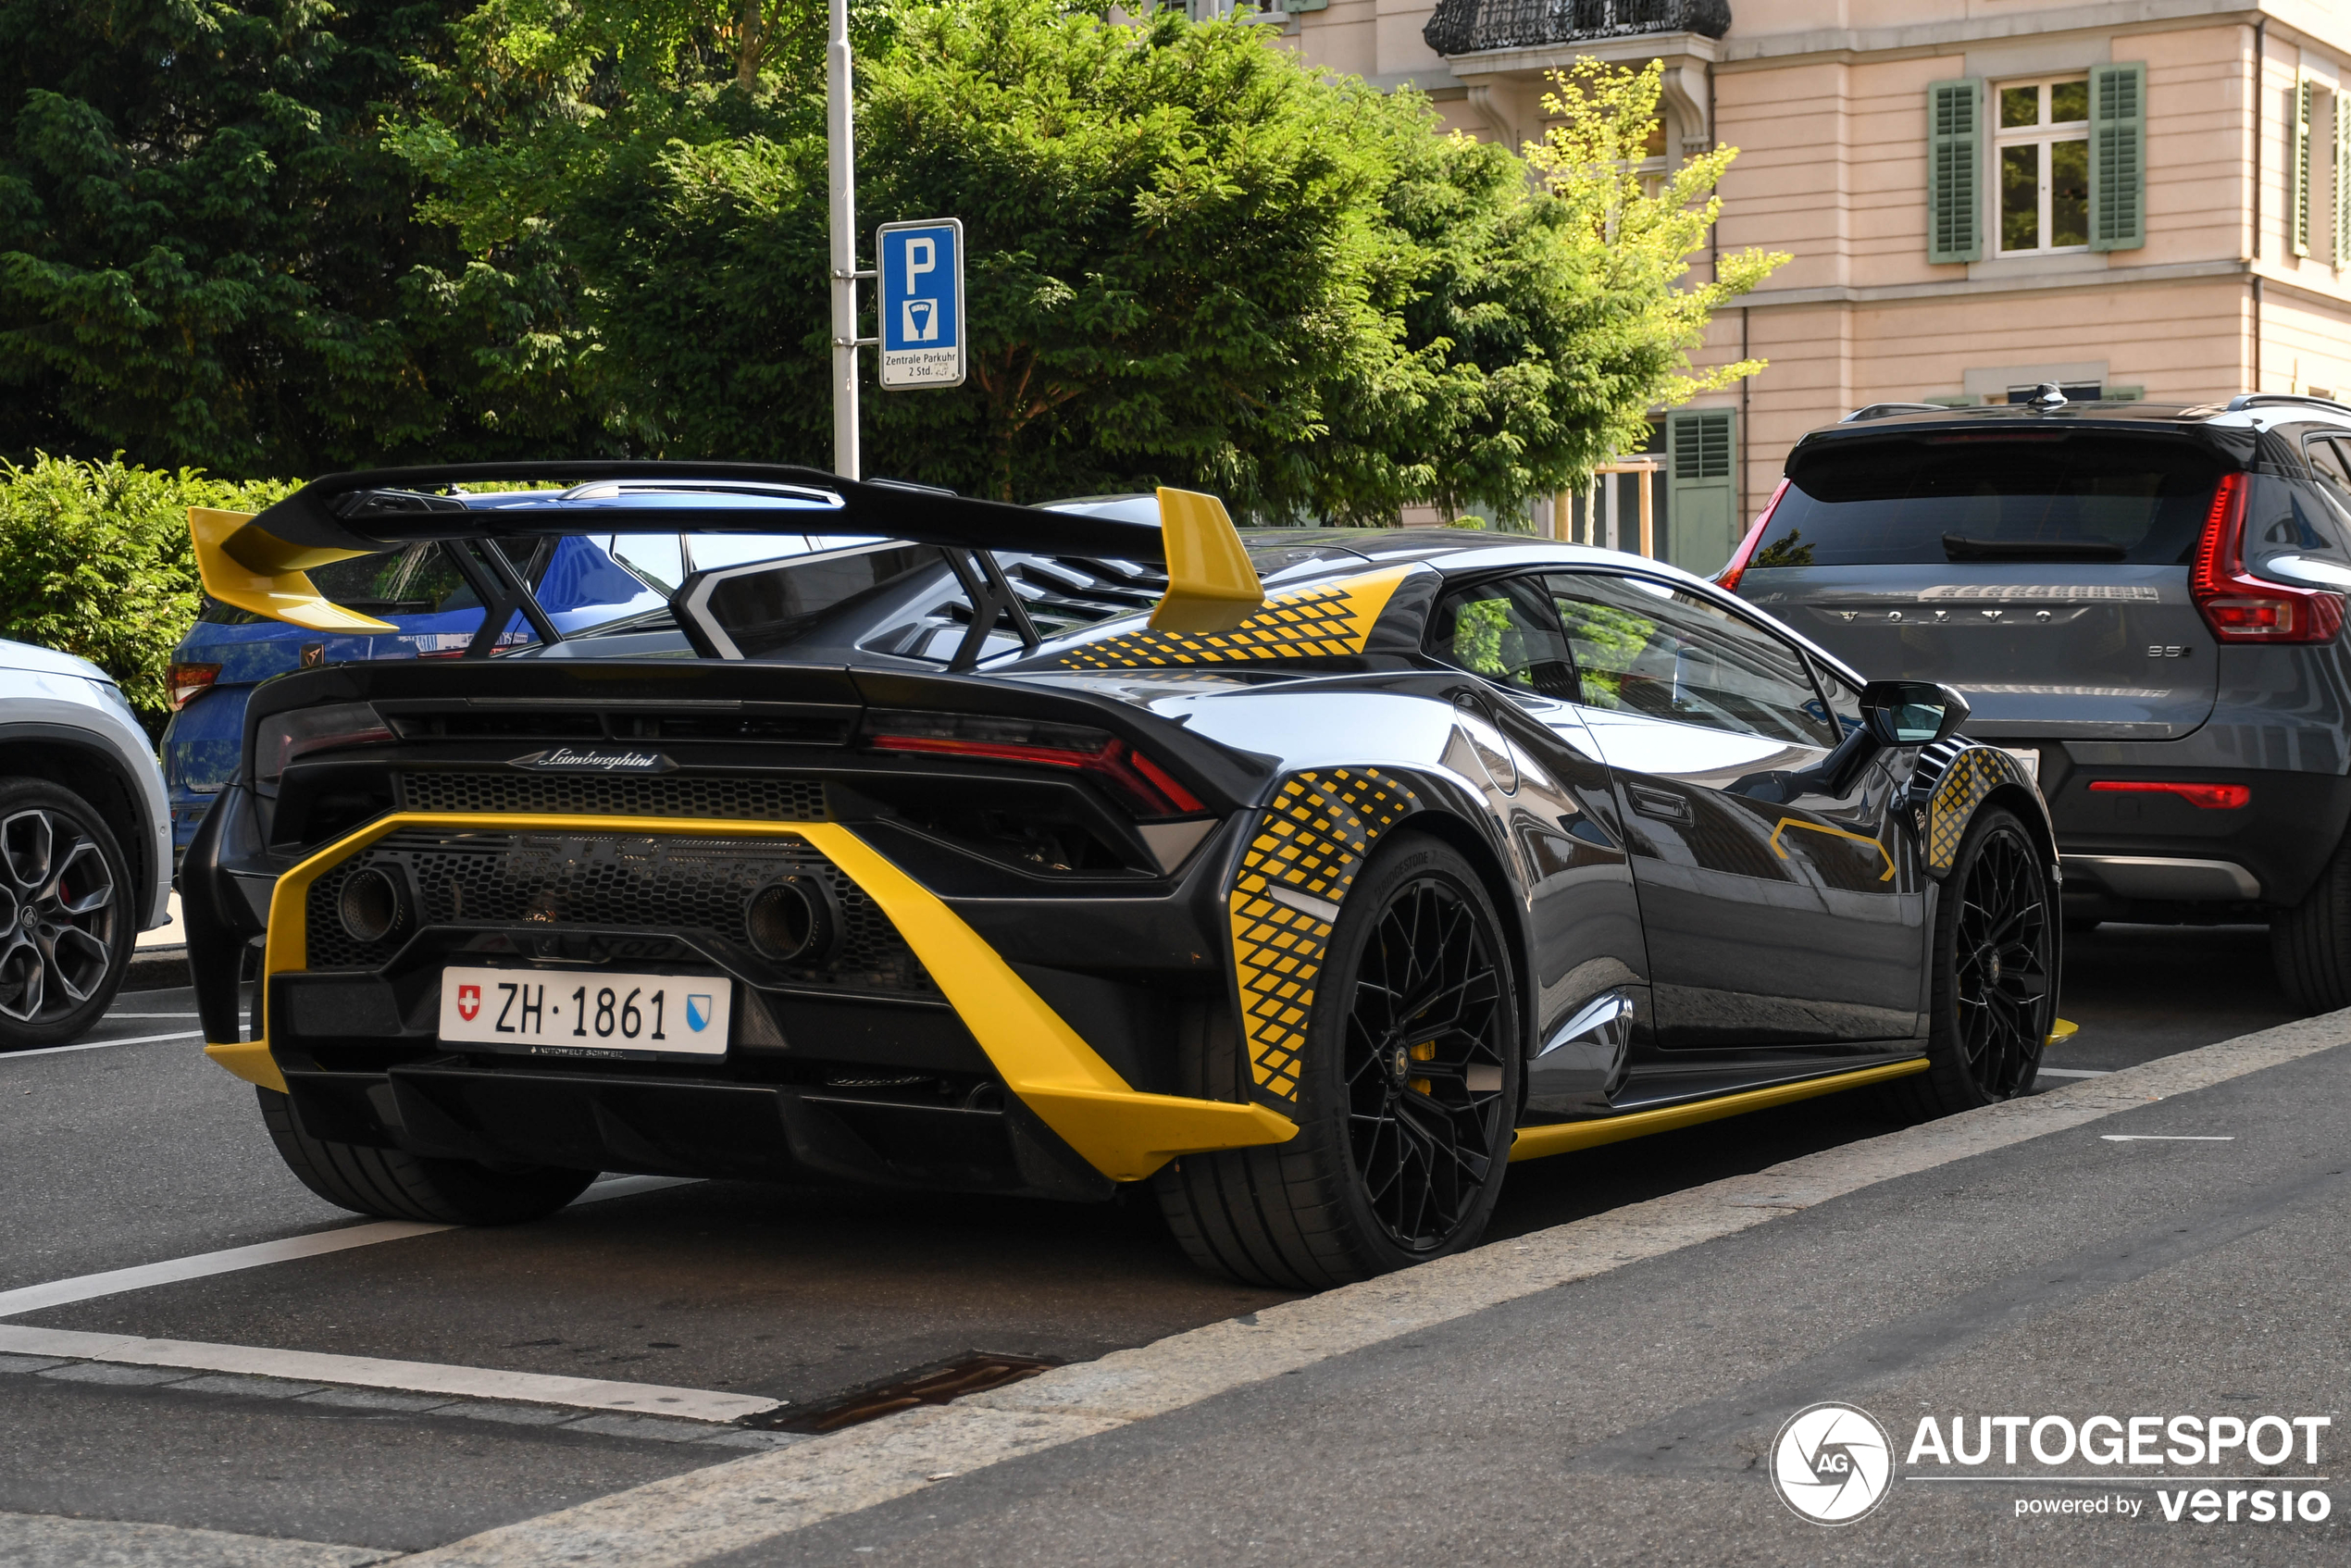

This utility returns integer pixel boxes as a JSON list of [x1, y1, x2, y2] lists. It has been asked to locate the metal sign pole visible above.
[[826, 0, 862, 479]]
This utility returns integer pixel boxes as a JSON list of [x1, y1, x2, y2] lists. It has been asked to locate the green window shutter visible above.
[[2089, 63, 2147, 253], [1666, 410, 1738, 575], [2294, 76, 2313, 257], [1927, 79, 1984, 264], [2336, 90, 2351, 266]]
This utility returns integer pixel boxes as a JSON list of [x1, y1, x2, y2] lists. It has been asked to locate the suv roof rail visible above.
[[2225, 392, 2351, 418], [1839, 402, 1954, 423]]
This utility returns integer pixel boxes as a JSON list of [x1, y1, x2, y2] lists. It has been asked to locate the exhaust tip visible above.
[[746, 875, 837, 964], [338, 865, 408, 945]]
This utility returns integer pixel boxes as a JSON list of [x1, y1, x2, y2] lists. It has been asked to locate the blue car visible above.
[[163, 518, 820, 858]]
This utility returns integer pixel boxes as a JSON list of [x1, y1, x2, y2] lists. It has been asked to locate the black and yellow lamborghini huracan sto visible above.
[[178, 465, 2059, 1288]]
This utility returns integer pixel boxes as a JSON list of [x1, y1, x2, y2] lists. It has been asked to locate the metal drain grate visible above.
[[760, 1353, 1057, 1434]]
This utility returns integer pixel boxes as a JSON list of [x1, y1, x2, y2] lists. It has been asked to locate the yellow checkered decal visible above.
[[1924, 746, 2035, 874], [1226, 768, 1419, 1105], [1054, 566, 1412, 670]]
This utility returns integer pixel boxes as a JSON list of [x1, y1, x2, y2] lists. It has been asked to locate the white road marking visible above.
[[100, 1011, 201, 1018], [4, 1028, 205, 1059], [2037, 1067, 2111, 1077], [0, 1325, 779, 1423], [0, 1512, 395, 1568], [399, 1008, 2351, 1568], [0, 1175, 696, 1319], [0, 1221, 451, 1319], [2101, 1134, 2235, 1141]]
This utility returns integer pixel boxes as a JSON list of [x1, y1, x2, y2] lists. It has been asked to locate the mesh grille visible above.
[[398, 772, 827, 821], [303, 829, 934, 998], [305, 859, 379, 972]]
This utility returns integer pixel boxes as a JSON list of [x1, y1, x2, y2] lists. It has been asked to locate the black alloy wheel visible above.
[[1156, 836, 1522, 1288], [0, 781, 134, 1050], [1896, 806, 2056, 1118], [1341, 873, 1514, 1251]]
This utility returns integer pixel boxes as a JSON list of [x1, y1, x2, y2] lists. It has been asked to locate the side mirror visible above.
[[1737, 678, 1974, 804], [1861, 679, 1971, 747]]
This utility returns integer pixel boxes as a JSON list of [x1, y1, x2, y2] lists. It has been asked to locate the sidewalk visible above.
[[128, 891, 188, 991]]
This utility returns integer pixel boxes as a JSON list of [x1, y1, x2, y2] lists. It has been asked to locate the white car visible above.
[[0, 637, 172, 1048]]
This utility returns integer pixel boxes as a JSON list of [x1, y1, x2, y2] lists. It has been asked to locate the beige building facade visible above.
[[1275, 0, 2351, 575]]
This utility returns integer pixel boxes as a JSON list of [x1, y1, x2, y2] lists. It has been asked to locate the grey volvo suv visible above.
[[1723, 392, 2351, 1011]]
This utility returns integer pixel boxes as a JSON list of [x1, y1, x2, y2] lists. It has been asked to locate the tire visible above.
[[258, 1087, 595, 1224], [2270, 831, 2351, 1013], [1156, 835, 1522, 1288], [1888, 807, 2057, 1120], [0, 778, 137, 1051]]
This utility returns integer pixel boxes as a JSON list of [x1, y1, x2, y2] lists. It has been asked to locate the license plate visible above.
[[438, 966, 732, 1057], [1998, 746, 2042, 786]]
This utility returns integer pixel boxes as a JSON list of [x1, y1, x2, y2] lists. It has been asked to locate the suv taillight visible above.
[[1712, 479, 1790, 594], [2191, 472, 2346, 643]]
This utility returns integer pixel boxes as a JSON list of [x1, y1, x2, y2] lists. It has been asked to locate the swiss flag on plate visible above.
[[456, 984, 481, 1022]]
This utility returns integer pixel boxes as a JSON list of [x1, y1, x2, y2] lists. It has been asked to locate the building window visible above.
[[1996, 78, 2091, 254]]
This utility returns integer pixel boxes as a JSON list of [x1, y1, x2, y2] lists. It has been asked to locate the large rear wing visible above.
[[188, 462, 1264, 649]]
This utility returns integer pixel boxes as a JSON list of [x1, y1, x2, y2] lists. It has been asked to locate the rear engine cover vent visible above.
[[398, 772, 827, 822]]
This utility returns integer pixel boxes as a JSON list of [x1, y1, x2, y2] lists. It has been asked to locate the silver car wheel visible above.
[[0, 807, 118, 1022]]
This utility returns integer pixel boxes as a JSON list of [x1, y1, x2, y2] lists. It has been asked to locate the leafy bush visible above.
[[0, 454, 292, 729]]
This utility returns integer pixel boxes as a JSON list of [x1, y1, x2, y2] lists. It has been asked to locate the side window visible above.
[[1428, 576, 1577, 699], [1547, 573, 1840, 749], [2301, 441, 2351, 544], [2307, 438, 2351, 492], [2246, 472, 2351, 564], [684, 532, 817, 573], [1810, 657, 1867, 742], [603, 533, 689, 591]]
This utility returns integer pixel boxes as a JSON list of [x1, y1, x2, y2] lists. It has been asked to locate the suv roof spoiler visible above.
[[187, 463, 1265, 642]]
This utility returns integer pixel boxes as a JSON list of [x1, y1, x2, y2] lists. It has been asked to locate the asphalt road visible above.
[[0, 920, 2314, 1560]]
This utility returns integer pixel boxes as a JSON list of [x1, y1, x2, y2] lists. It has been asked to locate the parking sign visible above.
[[877, 218, 964, 390]]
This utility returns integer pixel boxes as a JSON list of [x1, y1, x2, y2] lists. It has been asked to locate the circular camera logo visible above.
[[1771, 1401, 1895, 1524]]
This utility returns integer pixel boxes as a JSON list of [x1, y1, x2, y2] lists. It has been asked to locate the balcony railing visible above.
[[1424, 0, 1730, 59]]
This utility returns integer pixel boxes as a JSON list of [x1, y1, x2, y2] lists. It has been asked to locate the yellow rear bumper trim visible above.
[[241, 813, 1294, 1183], [205, 1039, 287, 1094], [1509, 1057, 1928, 1163]]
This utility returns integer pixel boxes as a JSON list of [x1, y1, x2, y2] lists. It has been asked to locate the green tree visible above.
[[0, 454, 292, 724], [0, 0, 603, 475], [395, 0, 1407, 504], [397, 3, 1778, 517], [1313, 58, 1786, 523]]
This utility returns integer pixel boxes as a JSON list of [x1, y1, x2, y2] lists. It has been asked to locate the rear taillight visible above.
[[862, 710, 1205, 818], [168, 662, 221, 710], [1712, 479, 1790, 594], [2190, 472, 2345, 643], [2088, 780, 2250, 810], [254, 702, 394, 784]]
